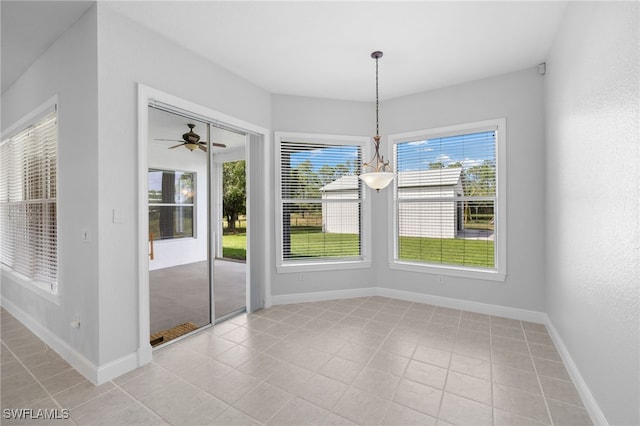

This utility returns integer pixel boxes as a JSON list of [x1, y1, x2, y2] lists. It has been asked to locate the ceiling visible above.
[[1, 1, 94, 93], [1, 1, 568, 101]]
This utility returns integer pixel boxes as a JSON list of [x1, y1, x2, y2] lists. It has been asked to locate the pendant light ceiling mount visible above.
[[359, 50, 395, 192]]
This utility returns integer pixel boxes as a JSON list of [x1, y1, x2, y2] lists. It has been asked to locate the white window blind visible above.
[[279, 140, 363, 262], [0, 110, 58, 291], [394, 129, 497, 270]]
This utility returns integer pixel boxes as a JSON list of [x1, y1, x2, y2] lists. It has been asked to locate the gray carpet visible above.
[[149, 259, 246, 335]]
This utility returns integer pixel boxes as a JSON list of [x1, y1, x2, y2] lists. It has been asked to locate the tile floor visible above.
[[1, 297, 593, 425]]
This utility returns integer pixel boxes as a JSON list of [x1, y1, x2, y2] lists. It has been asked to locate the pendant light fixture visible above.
[[359, 50, 395, 192]]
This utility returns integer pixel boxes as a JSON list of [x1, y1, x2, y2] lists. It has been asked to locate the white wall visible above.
[[271, 95, 377, 296], [272, 70, 545, 313], [379, 69, 546, 311], [1, 7, 100, 366], [147, 140, 208, 271], [545, 3, 639, 425], [96, 4, 271, 367]]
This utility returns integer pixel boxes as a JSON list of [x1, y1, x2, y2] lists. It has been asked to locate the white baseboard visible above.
[[271, 285, 546, 324], [1, 295, 150, 386], [0, 295, 99, 384], [271, 287, 377, 305], [544, 316, 608, 426], [96, 352, 139, 385], [377, 287, 547, 323]]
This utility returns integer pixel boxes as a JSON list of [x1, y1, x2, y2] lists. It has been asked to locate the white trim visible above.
[[96, 352, 140, 385], [137, 85, 153, 367], [138, 84, 271, 338], [544, 316, 608, 426], [271, 287, 377, 305], [274, 131, 372, 273], [263, 133, 273, 309], [0, 295, 99, 384], [376, 287, 545, 323], [387, 118, 507, 279], [276, 260, 373, 274], [271, 285, 546, 324], [389, 261, 506, 282]]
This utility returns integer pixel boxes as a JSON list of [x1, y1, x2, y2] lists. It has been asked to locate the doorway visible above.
[[147, 106, 247, 346], [137, 86, 270, 361]]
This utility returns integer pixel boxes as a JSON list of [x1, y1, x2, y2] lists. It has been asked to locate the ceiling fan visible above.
[[155, 124, 226, 152]]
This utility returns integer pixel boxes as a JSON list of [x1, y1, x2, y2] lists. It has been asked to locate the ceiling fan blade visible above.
[[200, 140, 227, 148], [155, 138, 183, 142], [168, 143, 184, 149], [198, 145, 208, 152]]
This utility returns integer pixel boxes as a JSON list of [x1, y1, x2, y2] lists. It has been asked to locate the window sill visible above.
[[1, 267, 60, 305], [389, 260, 506, 282], [277, 259, 371, 274]]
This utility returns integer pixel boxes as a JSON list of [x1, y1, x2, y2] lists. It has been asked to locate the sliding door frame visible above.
[[136, 84, 271, 366]]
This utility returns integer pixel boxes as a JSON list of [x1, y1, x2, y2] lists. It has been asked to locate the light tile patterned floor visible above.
[[0, 298, 593, 425]]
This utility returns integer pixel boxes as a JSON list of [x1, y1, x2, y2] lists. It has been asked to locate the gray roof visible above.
[[320, 168, 462, 191], [397, 167, 462, 188], [320, 175, 360, 192]]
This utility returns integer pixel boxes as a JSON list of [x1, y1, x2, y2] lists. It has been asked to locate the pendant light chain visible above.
[[375, 54, 379, 137], [359, 50, 395, 191]]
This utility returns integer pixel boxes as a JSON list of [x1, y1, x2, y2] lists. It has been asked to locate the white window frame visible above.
[[0, 95, 59, 298], [275, 132, 371, 273], [148, 168, 197, 241], [388, 118, 507, 281]]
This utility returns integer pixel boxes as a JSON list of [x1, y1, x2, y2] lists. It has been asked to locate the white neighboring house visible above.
[[320, 175, 361, 234], [397, 167, 464, 239], [320, 168, 464, 238]]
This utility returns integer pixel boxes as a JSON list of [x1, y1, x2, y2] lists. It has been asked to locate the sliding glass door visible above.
[[147, 108, 211, 346]]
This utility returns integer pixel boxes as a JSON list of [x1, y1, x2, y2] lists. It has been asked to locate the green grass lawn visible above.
[[222, 229, 494, 268], [398, 235, 494, 268], [222, 232, 247, 261], [288, 230, 361, 258]]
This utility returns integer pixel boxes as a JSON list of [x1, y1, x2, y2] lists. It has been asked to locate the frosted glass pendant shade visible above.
[[359, 172, 395, 191]]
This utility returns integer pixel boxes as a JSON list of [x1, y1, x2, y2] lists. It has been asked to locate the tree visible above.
[[462, 160, 496, 225], [223, 160, 246, 231], [464, 160, 495, 196]]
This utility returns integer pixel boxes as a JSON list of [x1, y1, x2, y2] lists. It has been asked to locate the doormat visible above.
[[150, 322, 199, 347]]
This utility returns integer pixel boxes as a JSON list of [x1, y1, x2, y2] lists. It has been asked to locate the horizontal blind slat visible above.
[[0, 111, 57, 287], [395, 130, 496, 270], [280, 140, 363, 261]]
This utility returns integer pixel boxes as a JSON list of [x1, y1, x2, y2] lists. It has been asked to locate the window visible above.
[[148, 169, 195, 240], [0, 108, 58, 292], [391, 119, 506, 280], [276, 133, 370, 271]]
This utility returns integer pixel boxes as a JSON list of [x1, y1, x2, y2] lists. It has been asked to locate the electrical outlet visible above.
[[70, 315, 81, 329], [437, 275, 444, 284]]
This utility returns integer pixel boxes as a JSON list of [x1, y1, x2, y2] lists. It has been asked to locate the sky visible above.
[[396, 131, 496, 172], [287, 131, 495, 173]]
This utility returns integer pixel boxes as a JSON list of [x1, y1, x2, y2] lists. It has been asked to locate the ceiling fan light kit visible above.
[[156, 123, 226, 152], [359, 50, 395, 192]]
